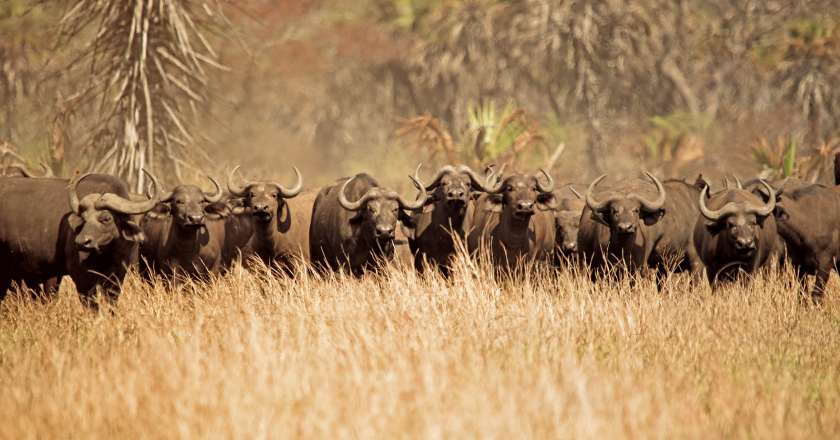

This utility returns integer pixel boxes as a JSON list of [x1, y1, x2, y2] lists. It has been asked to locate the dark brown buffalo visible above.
[[0, 173, 159, 302], [693, 181, 778, 286], [139, 177, 228, 277], [466, 170, 558, 269], [552, 185, 585, 261], [408, 165, 495, 274], [766, 183, 840, 303], [578, 173, 704, 284], [309, 173, 426, 275], [224, 166, 311, 270]]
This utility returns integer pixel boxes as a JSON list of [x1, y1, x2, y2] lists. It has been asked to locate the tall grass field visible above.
[[0, 255, 838, 438]]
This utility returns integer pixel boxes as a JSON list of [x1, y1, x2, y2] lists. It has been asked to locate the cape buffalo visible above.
[[139, 177, 228, 278], [309, 173, 426, 275], [0, 172, 159, 302], [225, 166, 310, 271], [693, 181, 778, 287], [553, 185, 585, 261], [767, 183, 840, 303], [466, 170, 558, 269], [578, 173, 704, 284], [408, 165, 496, 274]]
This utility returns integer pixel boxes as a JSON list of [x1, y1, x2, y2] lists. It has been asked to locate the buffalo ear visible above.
[[67, 213, 84, 231], [398, 217, 415, 240], [773, 206, 789, 221], [348, 212, 364, 225], [120, 220, 145, 243], [590, 208, 609, 226], [398, 209, 416, 228], [642, 208, 665, 226], [484, 195, 503, 213], [705, 220, 725, 235], [204, 202, 230, 218], [537, 192, 558, 210]]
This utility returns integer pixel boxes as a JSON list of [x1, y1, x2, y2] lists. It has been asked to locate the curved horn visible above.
[[585, 174, 610, 211], [733, 175, 743, 189], [698, 186, 741, 221], [96, 193, 159, 215], [456, 164, 498, 192], [67, 173, 92, 214], [465, 164, 504, 193], [203, 176, 224, 203], [337, 177, 376, 211], [536, 169, 554, 193], [95, 169, 162, 214], [745, 179, 776, 217], [722, 176, 731, 190], [227, 166, 248, 197], [278, 167, 303, 198], [631, 172, 666, 211], [395, 174, 428, 210], [141, 168, 163, 201], [422, 165, 458, 190], [569, 187, 583, 200]]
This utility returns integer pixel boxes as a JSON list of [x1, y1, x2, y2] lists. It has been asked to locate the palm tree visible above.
[[57, 0, 227, 191]]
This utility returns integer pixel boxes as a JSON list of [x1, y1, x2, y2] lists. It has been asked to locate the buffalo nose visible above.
[[375, 225, 395, 238], [188, 214, 204, 224], [254, 204, 270, 212], [617, 223, 636, 234], [516, 201, 534, 211], [563, 241, 578, 252], [447, 189, 465, 199], [77, 237, 94, 249], [735, 237, 755, 251]]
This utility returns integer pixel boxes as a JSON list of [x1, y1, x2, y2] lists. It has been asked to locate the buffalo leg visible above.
[[794, 265, 810, 300], [809, 260, 832, 305]]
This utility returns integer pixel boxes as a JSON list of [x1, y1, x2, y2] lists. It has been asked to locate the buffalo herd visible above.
[[0, 162, 837, 305]]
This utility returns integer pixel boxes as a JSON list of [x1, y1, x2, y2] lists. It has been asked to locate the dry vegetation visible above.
[[0, 254, 838, 438]]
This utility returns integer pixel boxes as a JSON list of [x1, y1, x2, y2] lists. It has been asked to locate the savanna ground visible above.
[[0, 254, 838, 438]]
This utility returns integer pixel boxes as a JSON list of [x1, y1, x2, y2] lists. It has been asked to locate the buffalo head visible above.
[[585, 172, 666, 237], [338, 174, 426, 244], [418, 165, 494, 213], [699, 180, 775, 256], [68, 171, 160, 254], [159, 177, 225, 227], [227, 166, 303, 223], [555, 188, 584, 253], [481, 170, 557, 220]]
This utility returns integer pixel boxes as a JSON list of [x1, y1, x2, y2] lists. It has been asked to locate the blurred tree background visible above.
[[2, 0, 840, 189]]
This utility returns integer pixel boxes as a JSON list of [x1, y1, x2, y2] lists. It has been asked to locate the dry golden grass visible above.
[[0, 255, 838, 438]]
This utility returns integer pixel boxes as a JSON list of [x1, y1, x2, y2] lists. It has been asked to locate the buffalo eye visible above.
[[633, 208, 640, 214], [505, 185, 514, 192]]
